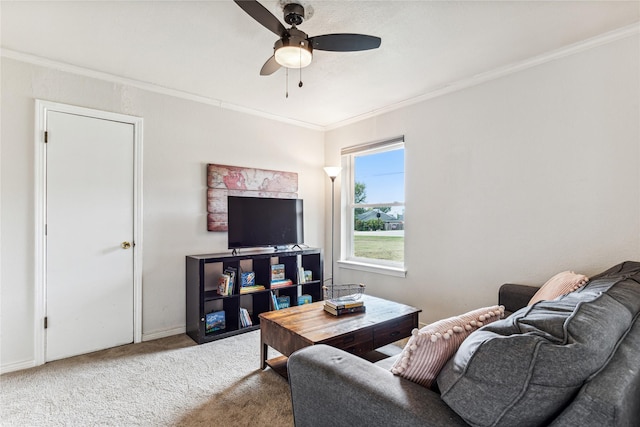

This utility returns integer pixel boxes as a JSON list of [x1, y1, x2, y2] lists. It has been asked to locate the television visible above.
[[227, 196, 304, 250]]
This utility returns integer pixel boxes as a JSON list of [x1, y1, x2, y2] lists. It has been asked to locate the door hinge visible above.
[[44, 317, 48, 329], [44, 131, 48, 143]]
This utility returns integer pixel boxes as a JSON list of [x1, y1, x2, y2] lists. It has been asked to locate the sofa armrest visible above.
[[499, 283, 539, 314], [287, 344, 468, 427]]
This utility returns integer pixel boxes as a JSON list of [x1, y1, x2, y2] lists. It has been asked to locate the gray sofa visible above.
[[288, 261, 640, 427]]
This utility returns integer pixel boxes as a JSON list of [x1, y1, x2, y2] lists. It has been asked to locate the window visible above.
[[340, 137, 405, 276]]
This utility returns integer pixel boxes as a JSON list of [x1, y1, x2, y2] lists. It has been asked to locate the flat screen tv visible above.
[[227, 196, 304, 250]]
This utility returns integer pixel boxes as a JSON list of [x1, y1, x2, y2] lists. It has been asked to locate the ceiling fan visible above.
[[233, 0, 382, 76]]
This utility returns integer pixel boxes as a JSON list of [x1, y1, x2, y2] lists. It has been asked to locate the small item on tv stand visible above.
[[239, 307, 253, 328], [304, 270, 313, 282], [241, 271, 255, 288], [205, 310, 226, 333], [271, 263, 285, 282], [276, 295, 291, 309], [271, 279, 293, 289], [217, 274, 230, 296], [240, 285, 266, 294], [298, 294, 312, 305], [223, 266, 237, 296]]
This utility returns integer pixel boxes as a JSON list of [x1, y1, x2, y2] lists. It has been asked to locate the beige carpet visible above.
[[1, 331, 293, 426]]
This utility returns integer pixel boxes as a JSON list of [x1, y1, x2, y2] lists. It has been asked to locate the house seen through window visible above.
[[342, 137, 405, 272]]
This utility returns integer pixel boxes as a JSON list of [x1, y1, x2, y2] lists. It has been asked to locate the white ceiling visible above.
[[1, 1, 638, 128]]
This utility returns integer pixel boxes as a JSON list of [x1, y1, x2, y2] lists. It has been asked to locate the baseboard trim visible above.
[[1, 359, 37, 375], [142, 326, 186, 342], [1, 328, 186, 373]]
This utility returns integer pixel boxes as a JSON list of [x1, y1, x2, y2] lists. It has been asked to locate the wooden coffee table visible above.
[[259, 294, 421, 377]]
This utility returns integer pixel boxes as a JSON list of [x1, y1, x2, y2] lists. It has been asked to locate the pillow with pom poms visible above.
[[390, 305, 504, 388], [527, 271, 589, 306]]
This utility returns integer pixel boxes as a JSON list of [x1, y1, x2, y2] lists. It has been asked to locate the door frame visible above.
[[34, 100, 143, 366]]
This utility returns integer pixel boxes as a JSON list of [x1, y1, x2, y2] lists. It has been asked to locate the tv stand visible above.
[[186, 248, 323, 344]]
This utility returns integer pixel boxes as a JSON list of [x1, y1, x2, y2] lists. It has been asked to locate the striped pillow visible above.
[[527, 271, 589, 306], [390, 305, 504, 388]]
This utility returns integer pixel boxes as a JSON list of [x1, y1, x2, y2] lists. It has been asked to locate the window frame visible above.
[[339, 136, 406, 277]]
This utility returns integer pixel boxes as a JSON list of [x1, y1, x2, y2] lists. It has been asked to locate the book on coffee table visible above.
[[325, 298, 364, 310], [324, 304, 366, 316]]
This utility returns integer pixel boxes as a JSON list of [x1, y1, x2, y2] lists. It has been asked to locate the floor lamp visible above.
[[324, 166, 341, 299]]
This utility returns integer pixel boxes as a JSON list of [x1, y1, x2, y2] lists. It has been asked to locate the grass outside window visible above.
[[353, 234, 404, 262]]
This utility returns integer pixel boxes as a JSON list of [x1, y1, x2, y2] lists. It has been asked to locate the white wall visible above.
[[0, 58, 325, 371], [326, 34, 640, 323]]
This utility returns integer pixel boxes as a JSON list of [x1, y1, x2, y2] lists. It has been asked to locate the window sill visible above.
[[337, 259, 407, 278]]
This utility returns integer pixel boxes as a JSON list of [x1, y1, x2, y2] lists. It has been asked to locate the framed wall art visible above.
[[206, 164, 298, 231]]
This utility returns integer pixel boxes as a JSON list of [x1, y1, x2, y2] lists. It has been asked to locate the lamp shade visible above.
[[324, 166, 341, 179]]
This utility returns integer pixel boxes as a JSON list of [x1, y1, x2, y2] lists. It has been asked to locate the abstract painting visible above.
[[207, 164, 298, 231]]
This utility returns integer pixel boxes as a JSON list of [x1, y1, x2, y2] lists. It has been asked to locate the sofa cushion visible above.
[[437, 261, 640, 427], [528, 270, 589, 305], [390, 305, 504, 388], [549, 314, 640, 426]]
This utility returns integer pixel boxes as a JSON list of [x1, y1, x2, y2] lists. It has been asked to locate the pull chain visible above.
[[285, 67, 289, 98], [298, 43, 304, 88]]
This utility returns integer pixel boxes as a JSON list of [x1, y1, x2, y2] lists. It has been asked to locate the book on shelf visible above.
[[276, 295, 290, 309], [270, 291, 279, 310], [239, 307, 253, 328], [241, 271, 255, 287], [270, 279, 293, 289], [271, 264, 285, 282], [323, 304, 366, 316], [240, 285, 266, 294], [297, 266, 306, 284], [223, 266, 237, 296], [304, 270, 313, 282], [324, 298, 364, 310], [298, 294, 312, 305], [205, 310, 226, 333], [217, 274, 230, 296]]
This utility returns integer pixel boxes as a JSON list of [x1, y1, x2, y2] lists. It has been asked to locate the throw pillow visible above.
[[389, 305, 504, 388], [528, 270, 589, 306]]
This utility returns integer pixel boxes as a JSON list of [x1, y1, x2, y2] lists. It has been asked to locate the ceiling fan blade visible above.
[[234, 0, 286, 37], [309, 34, 381, 52], [260, 55, 281, 76]]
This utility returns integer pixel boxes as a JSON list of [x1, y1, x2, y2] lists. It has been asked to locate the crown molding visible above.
[[325, 22, 640, 131], [0, 48, 324, 131], [2, 22, 637, 132]]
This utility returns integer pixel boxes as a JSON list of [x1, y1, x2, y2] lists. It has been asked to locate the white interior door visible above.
[[46, 110, 135, 362]]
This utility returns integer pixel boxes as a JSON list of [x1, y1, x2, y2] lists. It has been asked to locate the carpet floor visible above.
[[1, 331, 293, 426]]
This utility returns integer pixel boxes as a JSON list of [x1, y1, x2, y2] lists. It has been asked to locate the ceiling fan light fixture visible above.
[[275, 45, 312, 68], [274, 28, 312, 69]]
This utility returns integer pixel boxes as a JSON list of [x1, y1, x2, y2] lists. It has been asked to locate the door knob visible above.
[[121, 241, 132, 249]]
